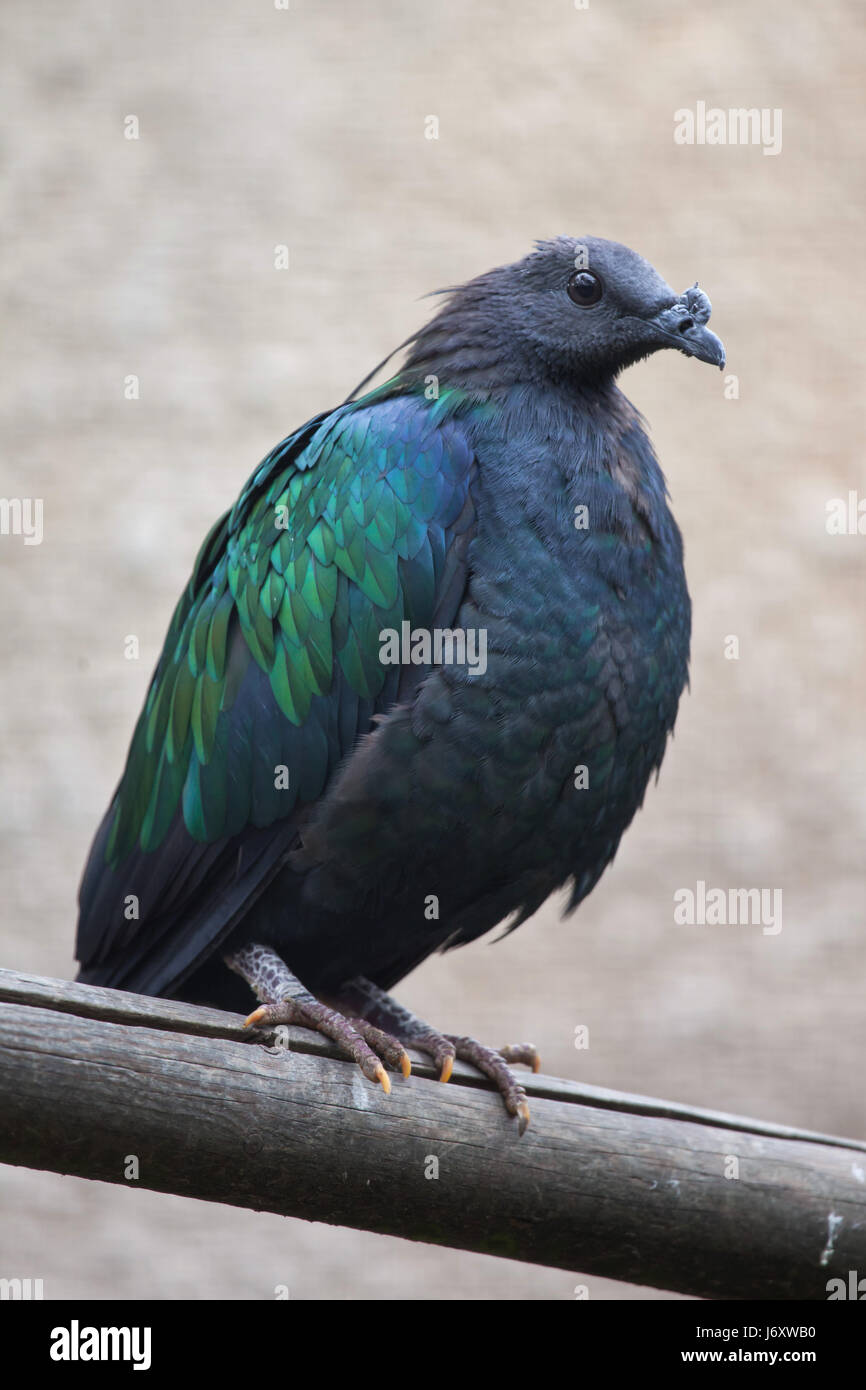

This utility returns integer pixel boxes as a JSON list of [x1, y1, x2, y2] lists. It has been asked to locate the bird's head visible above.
[[403, 235, 725, 390]]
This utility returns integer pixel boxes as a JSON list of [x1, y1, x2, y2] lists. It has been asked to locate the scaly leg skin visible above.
[[338, 977, 540, 1136], [225, 943, 410, 1094]]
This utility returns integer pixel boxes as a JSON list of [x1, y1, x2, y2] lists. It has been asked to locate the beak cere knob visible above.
[[681, 284, 712, 325], [648, 285, 726, 370]]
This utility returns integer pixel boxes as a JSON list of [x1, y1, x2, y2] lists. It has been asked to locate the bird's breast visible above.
[[292, 400, 691, 963]]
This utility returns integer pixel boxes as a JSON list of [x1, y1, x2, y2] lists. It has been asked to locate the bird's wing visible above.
[[76, 387, 478, 996]]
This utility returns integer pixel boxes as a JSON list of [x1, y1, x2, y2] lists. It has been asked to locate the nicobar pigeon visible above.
[[77, 237, 725, 1134]]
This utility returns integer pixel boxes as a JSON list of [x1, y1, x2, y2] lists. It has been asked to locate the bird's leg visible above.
[[224, 943, 410, 1094], [337, 977, 540, 1135]]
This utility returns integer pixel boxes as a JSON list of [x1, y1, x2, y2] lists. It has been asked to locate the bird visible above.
[[76, 236, 725, 1134]]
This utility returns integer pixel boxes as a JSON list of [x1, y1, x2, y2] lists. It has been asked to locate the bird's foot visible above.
[[225, 946, 540, 1131], [225, 944, 410, 1094], [445, 1035, 539, 1136], [340, 977, 540, 1135]]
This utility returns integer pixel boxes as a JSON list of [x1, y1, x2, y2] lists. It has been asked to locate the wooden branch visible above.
[[1, 967, 864, 1299]]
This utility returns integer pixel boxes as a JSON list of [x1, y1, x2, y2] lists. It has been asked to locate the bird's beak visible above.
[[644, 285, 726, 370]]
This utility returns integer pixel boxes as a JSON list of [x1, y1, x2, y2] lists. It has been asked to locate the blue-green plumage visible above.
[[77, 235, 722, 1029]]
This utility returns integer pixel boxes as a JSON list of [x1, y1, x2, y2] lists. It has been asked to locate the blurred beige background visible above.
[[1, 0, 864, 1300]]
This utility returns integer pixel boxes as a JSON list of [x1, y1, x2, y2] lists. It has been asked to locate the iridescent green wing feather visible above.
[[103, 388, 476, 866]]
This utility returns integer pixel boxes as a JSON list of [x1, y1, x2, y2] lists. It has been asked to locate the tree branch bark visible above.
[[1, 968, 863, 1299]]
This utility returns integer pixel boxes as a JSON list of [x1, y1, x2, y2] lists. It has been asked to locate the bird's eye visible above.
[[567, 271, 603, 307]]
